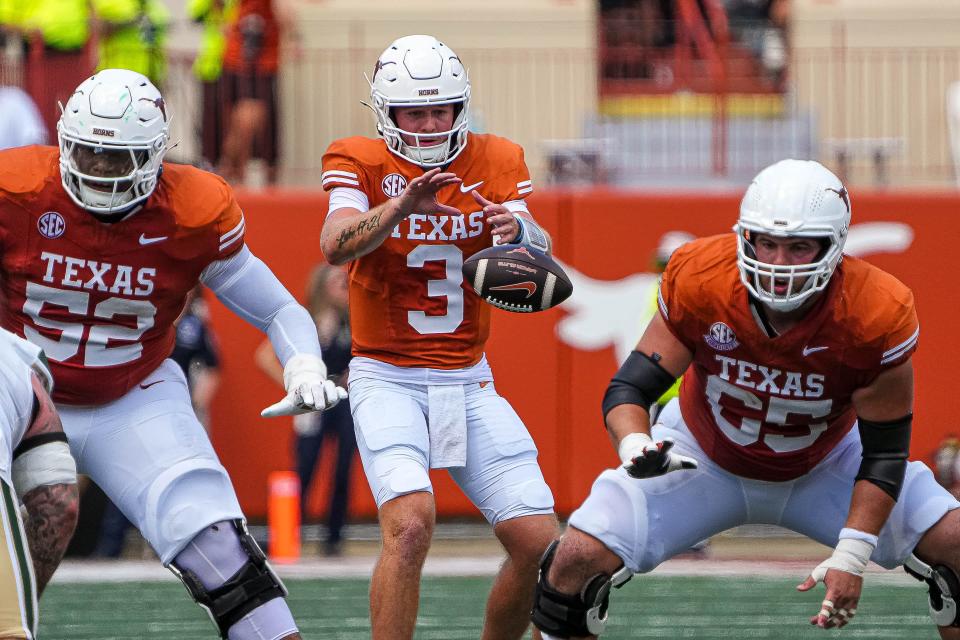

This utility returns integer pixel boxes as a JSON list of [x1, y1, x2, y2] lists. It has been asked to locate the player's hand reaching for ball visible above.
[[396, 168, 462, 218], [472, 190, 520, 244]]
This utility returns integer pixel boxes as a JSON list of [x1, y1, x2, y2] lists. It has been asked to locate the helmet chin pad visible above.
[[77, 181, 136, 212]]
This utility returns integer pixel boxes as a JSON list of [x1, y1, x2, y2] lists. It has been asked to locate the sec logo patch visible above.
[[704, 321, 739, 351], [382, 173, 407, 197], [38, 212, 66, 239]]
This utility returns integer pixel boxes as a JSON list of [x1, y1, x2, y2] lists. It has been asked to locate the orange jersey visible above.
[[659, 234, 919, 481], [321, 134, 534, 369], [0, 146, 245, 405]]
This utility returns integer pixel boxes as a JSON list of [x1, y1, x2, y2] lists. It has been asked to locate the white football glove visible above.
[[261, 354, 348, 418], [619, 432, 698, 479]]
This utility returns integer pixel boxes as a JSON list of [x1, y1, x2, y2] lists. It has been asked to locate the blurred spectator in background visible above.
[[171, 286, 222, 432], [725, 0, 789, 87], [933, 435, 960, 500], [92, 0, 171, 86], [8, 0, 92, 135], [95, 286, 222, 558], [256, 263, 354, 557], [188, 0, 237, 171], [599, 0, 673, 80], [0, 86, 47, 148], [0, 0, 25, 48], [219, 0, 296, 186]]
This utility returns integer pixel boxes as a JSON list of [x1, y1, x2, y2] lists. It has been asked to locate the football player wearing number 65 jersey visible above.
[[320, 35, 559, 640], [531, 160, 960, 640], [0, 69, 346, 640]]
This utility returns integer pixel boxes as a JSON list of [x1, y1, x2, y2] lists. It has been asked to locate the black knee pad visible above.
[[531, 539, 632, 638], [170, 520, 288, 638], [904, 553, 960, 627]]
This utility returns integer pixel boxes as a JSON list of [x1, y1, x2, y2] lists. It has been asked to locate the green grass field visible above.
[[39, 574, 938, 639]]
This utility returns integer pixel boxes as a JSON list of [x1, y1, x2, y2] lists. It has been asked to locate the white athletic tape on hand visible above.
[[809, 537, 875, 582], [618, 432, 654, 466]]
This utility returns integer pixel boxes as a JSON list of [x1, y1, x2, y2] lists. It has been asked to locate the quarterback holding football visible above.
[[320, 34, 560, 640]]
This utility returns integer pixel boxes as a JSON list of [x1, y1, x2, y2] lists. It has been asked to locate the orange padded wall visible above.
[[209, 189, 959, 519]]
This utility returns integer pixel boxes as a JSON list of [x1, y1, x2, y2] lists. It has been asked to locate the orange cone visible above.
[[267, 471, 300, 563]]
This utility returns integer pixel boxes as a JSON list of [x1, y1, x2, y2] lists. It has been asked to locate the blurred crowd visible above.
[[0, 0, 292, 187], [599, 0, 789, 89]]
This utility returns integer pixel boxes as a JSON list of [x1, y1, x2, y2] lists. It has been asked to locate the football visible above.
[[463, 245, 573, 313]]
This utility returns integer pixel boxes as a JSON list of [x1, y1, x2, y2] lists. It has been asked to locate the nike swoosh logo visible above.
[[489, 281, 537, 298], [139, 380, 164, 390], [139, 233, 168, 245], [460, 180, 484, 193], [802, 346, 829, 356]]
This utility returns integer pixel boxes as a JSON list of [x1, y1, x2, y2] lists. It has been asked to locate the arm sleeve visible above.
[[328, 186, 370, 217], [200, 245, 320, 366]]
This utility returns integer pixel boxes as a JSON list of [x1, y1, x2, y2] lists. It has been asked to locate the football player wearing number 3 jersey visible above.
[[320, 35, 559, 640], [531, 160, 960, 640], [0, 69, 346, 640]]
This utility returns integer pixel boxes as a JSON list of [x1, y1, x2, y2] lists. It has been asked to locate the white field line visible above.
[[51, 556, 918, 586]]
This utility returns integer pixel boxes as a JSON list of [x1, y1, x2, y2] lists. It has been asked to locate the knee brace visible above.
[[904, 553, 960, 627], [170, 520, 293, 639], [531, 540, 632, 638]]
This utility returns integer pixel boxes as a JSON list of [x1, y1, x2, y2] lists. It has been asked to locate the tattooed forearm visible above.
[[22, 483, 79, 595], [336, 210, 384, 249], [28, 374, 62, 437]]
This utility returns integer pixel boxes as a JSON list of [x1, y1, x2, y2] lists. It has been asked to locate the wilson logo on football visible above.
[[382, 173, 407, 197], [489, 281, 538, 298], [704, 321, 739, 351], [37, 211, 66, 239]]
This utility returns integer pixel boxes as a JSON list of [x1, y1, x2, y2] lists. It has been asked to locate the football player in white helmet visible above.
[[1, 68, 347, 639], [735, 159, 851, 314], [58, 68, 170, 217], [367, 34, 471, 168], [532, 159, 960, 639], [321, 35, 558, 640]]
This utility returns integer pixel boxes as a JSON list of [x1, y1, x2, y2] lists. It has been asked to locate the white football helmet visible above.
[[735, 159, 851, 312], [57, 68, 170, 217], [368, 35, 470, 167]]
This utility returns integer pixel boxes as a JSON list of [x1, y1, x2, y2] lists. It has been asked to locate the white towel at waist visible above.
[[427, 384, 467, 468]]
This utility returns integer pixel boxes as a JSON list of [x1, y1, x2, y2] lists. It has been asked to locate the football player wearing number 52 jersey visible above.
[[320, 35, 559, 640], [0, 69, 346, 640], [531, 160, 960, 640]]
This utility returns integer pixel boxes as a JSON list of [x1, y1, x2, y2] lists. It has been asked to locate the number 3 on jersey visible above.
[[406, 244, 464, 335]]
